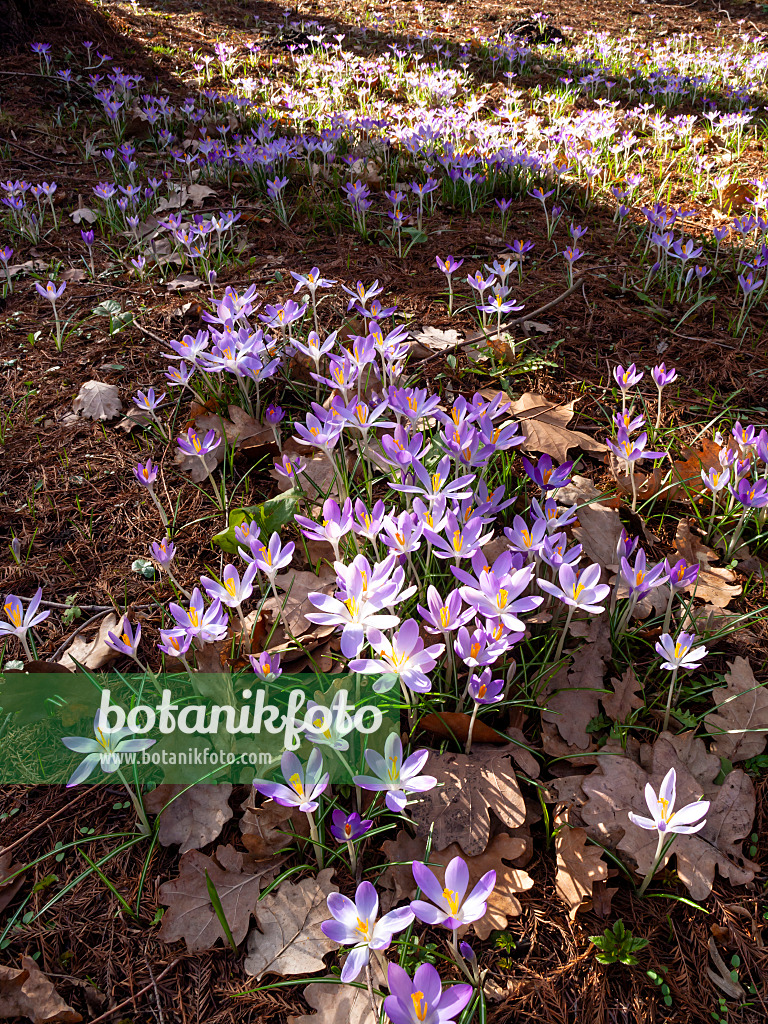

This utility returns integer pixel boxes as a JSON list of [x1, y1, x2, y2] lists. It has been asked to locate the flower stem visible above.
[[637, 830, 667, 897], [116, 768, 151, 835], [465, 702, 479, 755], [553, 603, 575, 665], [662, 666, 679, 732], [305, 810, 324, 869]]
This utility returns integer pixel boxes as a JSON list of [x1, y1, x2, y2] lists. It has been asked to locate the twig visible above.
[[135, 321, 171, 345], [416, 277, 584, 365], [0, 786, 96, 857], [145, 958, 167, 1024], [87, 960, 182, 1024], [0, 137, 81, 167], [49, 608, 113, 664]]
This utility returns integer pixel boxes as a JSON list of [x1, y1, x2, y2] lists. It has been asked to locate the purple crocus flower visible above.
[[176, 426, 219, 458], [354, 733, 436, 813], [614, 363, 644, 391], [320, 880, 414, 983], [133, 459, 158, 489], [522, 453, 573, 492], [384, 962, 472, 1024], [248, 650, 282, 682], [329, 810, 372, 843], [652, 363, 678, 388], [417, 585, 474, 636], [105, 618, 141, 659], [732, 476, 768, 509], [538, 562, 610, 613], [411, 855, 495, 930], [150, 537, 175, 569], [620, 549, 669, 598], [168, 587, 229, 644], [349, 618, 444, 694], [35, 280, 66, 302], [665, 558, 699, 592], [468, 667, 504, 705], [252, 748, 328, 813]]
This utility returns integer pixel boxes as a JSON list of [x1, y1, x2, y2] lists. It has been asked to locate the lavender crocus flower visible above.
[[384, 963, 472, 1024], [329, 810, 372, 843], [320, 880, 414, 983], [411, 855, 495, 930], [354, 733, 436, 812], [252, 748, 328, 813]]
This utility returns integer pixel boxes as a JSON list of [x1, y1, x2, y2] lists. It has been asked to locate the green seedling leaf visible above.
[[212, 491, 298, 554]]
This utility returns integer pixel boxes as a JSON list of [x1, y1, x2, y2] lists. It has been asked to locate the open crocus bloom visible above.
[[252, 748, 328, 813], [384, 962, 473, 1024], [628, 767, 709, 836], [320, 880, 414, 982], [411, 855, 495, 930]]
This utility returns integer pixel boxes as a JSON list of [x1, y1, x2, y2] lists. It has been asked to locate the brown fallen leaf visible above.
[[56, 613, 126, 671], [418, 711, 506, 746], [539, 624, 612, 749], [244, 868, 339, 979], [554, 807, 608, 920], [704, 657, 768, 762], [258, 569, 337, 654], [195, 405, 274, 453], [157, 844, 270, 952], [379, 830, 533, 938], [0, 852, 25, 914], [72, 380, 122, 422], [239, 791, 310, 858], [288, 965, 384, 1024], [673, 519, 742, 609], [581, 731, 759, 900], [409, 744, 527, 856], [144, 783, 234, 853], [601, 668, 643, 722], [572, 500, 624, 574], [507, 391, 607, 462], [0, 957, 81, 1023]]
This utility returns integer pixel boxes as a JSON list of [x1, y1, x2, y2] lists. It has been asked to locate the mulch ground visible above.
[[1, 0, 768, 1021]]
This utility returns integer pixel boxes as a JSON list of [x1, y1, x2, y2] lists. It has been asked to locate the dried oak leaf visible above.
[[260, 569, 337, 654], [0, 852, 25, 914], [418, 710, 506, 746], [379, 831, 532, 938], [704, 657, 768, 762], [409, 744, 527, 856], [539, 624, 612, 749], [157, 844, 268, 952], [56, 613, 126, 671], [601, 667, 643, 722], [71, 380, 122, 422], [581, 732, 758, 900], [244, 868, 339, 979], [554, 808, 608, 920], [673, 519, 741, 608], [0, 957, 81, 1023], [239, 790, 310, 858], [572, 500, 624, 574], [507, 392, 607, 462], [144, 783, 233, 853], [288, 965, 385, 1024]]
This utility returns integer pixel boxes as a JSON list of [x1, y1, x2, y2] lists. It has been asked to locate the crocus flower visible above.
[[655, 631, 708, 671], [458, 564, 542, 632], [157, 629, 192, 661], [177, 426, 219, 458], [62, 712, 156, 787], [295, 498, 353, 560], [538, 562, 610, 613], [151, 537, 175, 569], [168, 587, 229, 645], [252, 748, 328, 813], [620, 548, 668, 598], [384, 963, 472, 1024], [354, 733, 436, 812], [732, 477, 768, 509], [468, 667, 504, 705], [664, 558, 699, 593], [133, 459, 158, 489], [614, 363, 644, 391], [35, 279, 66, 303], [349, 618, 444, 694], [105, 619, 142, 660], [628, 767, 709, 836], [248, 651, 282, 682], [320, 880, 414, 982], [330, 810, 372, 843], [0, 588, 50, 659], [522, 453, 573, 492], [200, 563, 259, 610], [418, 585, 474, 636], [652, 363, 677, 388], [248, 532, 295, 581], [411, 855, 495, 930]]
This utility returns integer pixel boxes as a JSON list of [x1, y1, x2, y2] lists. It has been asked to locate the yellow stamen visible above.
[[442, 888, 460, 915], [289, 773, 304, 797]]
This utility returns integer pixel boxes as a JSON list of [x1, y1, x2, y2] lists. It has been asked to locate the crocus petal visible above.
[[409, 899, 447, 926], [66, 752, 101, 787], [340, 944, 369, 983]]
